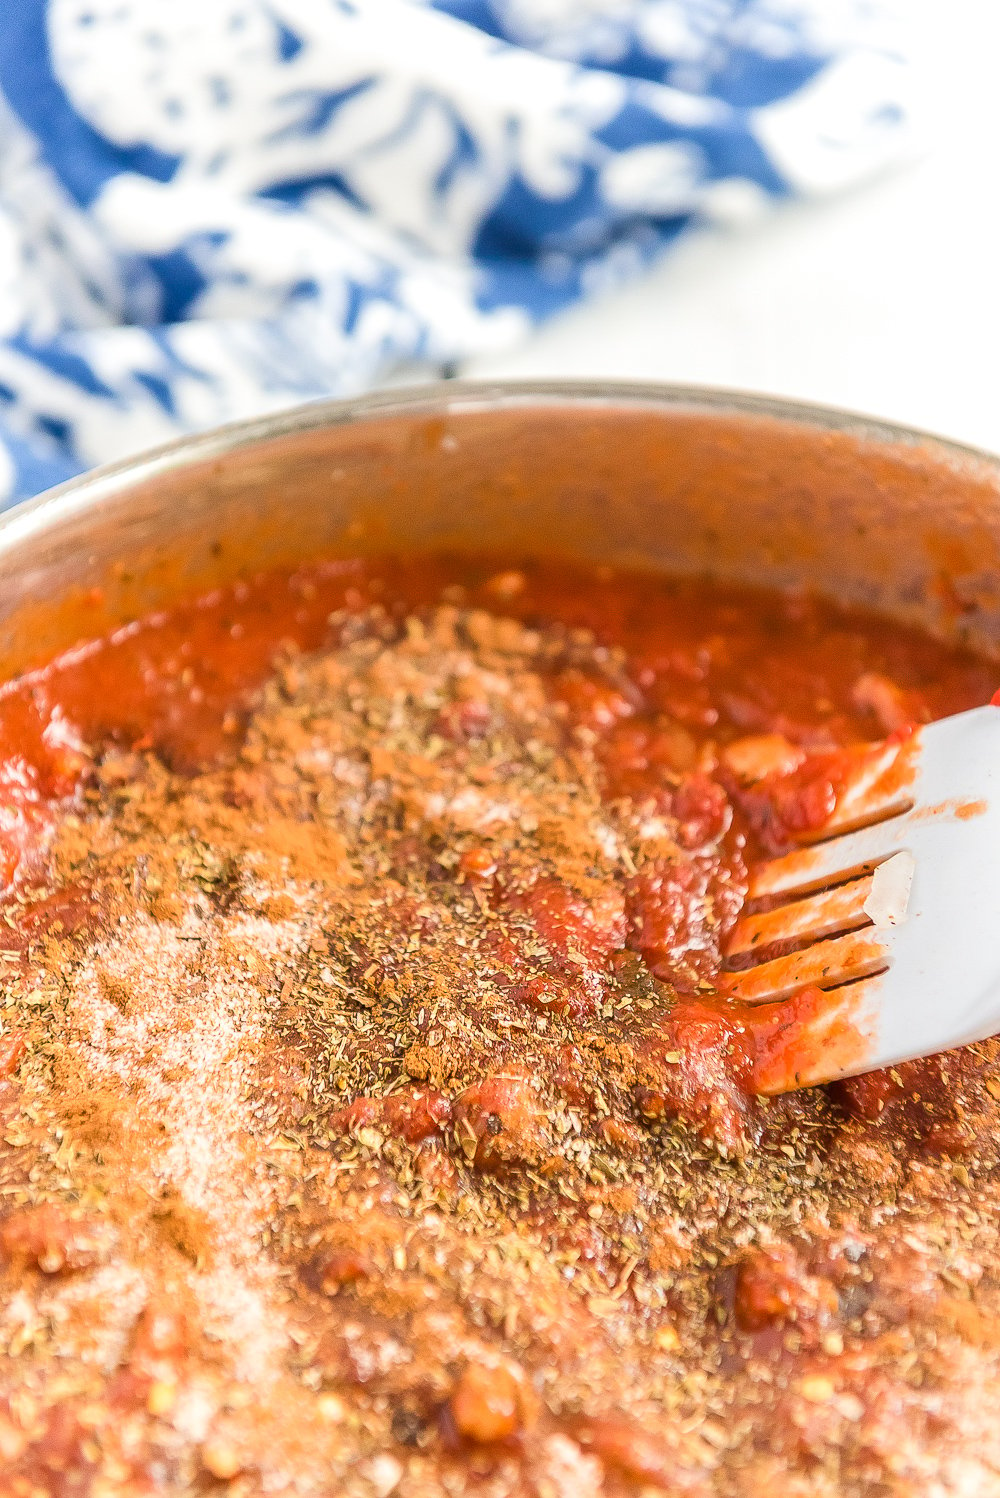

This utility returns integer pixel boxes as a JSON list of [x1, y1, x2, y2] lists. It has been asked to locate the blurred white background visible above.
[[465, 0, 1000, 453]]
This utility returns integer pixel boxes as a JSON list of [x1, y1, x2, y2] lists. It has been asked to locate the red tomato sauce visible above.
[[0, 555, 997, 1498]]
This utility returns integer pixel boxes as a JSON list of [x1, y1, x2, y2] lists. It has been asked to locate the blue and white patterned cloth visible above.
[[0, 1, 915, 507]]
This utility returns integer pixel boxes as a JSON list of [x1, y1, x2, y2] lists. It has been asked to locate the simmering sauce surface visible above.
[[0, 557, 998, 1497]]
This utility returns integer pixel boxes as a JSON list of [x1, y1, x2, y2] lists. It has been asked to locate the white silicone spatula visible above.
[[721, 705, 1000, 1092]]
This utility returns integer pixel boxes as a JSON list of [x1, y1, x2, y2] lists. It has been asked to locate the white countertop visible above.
[[464, 1, 1000, 455]]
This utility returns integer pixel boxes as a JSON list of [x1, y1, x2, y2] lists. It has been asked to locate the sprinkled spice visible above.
[[0, 556, 998, 1496]]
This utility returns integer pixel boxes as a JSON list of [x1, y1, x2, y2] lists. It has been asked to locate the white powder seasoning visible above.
[[68, 908, 305, 1388]]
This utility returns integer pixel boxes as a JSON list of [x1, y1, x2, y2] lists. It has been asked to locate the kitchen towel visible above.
[[0, 0, 916, 506]]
